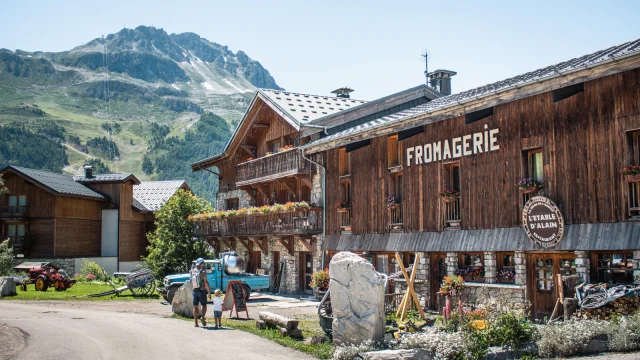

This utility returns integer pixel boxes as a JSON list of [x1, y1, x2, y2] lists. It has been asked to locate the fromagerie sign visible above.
[[522, 196, 565, 248], [405, 125, 500, 166]]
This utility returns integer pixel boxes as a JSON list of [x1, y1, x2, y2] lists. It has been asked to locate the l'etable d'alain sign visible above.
[[405, 125, 500, 166], [522, 196, 565, 248]]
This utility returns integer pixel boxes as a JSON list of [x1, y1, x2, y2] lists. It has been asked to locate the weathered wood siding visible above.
[[1, 172, 56, 218], [55, 218, 101, 257], [28, 219, 55, 257], [256, 108, 297, 157], [326, 69, 640, 235], [55, 197, 102, 220], [119, 221, 147, 262]]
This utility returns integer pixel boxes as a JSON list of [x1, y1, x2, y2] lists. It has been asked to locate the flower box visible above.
[[442, 197, 458, 203], [628, 174, 640, 183], [337, 208, 349, 213], [520, 186, 541, 194]]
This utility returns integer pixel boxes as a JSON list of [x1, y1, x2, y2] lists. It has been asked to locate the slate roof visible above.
[[73, 173, 140, 184], [133, 180, 188, 212], [306, 38, 640, 149], [259, 89, 367, 124], [2, 166, 106, 200]]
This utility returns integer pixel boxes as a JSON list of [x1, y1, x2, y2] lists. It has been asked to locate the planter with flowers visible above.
[[455, 266, 485, 282], [277, 145, 295, 153], [622, 165, 640, 183], [309, 268, 330, 299], [497, 268, 516, 284], [385, 196, 400, 209], [439, 189, 459, 203], [336, 201, 350, 213], [517, 178, 544, 194]]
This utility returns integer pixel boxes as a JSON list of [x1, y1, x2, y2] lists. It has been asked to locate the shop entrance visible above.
[[429, 253, 447, 310], [529, 253, 577, 318], [299, 252, 313, 294]]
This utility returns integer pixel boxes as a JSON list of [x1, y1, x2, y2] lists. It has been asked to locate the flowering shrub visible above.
[[395, 328, 466, 359], [385, 196, 399, 209], [486, 311, 535, 351], [439, 189, 459, 198], [246, 207, 259, 215], [188, 202, 315, 221], [516, 178, 544, 190], [335, 201, 350, 210], [439, 275, 465, 296], [606, 313, 640, 352], [497, 268, 516, 283], [80, 260, 106, 281], [536, 319, 606, 358], [277, 145, 295, 152], [85, 273, 97, 281], [296, 201, 310, 209], [309, 268, 329, 290], [622, 164, 640, 175], [235, 208, 248, 216], [283, 202, 296, 211], [332, 340, 376, 360], [455, 266, 484, 278], [258, 205, 271, 214], [271, 203, 285, 212]]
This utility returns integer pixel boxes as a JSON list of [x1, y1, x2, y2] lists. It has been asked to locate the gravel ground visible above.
[[0, 324, 28, 360]]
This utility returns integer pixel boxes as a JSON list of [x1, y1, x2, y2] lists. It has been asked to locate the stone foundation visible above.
[[461, 283, 527, 312], [215, 189, 254, 210], [13, 258, 76, 275]]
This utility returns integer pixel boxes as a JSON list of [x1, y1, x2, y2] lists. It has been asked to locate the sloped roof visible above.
[[259, 89, 367, 124], [305, 37, 640, 150], [73, 173, 140, 184], [133, 180, 189, 212], [1, 166, 106, 200]]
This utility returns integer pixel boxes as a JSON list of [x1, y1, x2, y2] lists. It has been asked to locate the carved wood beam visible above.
[[220, 237, 235, 251], [207, 237, 221, 256], [276, 236, 294, 256], [300, 178, 313, 189], [296, 236, 314, 255], [255, 186, 268, 201], [235, 237, 252, 252], [249, 237, 268, 255], [279, 180, 296, 198], [241, 145, 256, 157]]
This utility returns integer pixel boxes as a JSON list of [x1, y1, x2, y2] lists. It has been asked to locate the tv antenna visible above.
[[420, 49, 432, 77]]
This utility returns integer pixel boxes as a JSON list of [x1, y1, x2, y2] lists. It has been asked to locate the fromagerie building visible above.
[[299, 39, 640, 317]]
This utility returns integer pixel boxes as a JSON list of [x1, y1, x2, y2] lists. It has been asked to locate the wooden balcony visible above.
[[443, 197, 461, 230], [338, 208, 351, 233], [236, 149, 315, 187], [193, 207, 322, 237], [389, 203, 404, 232], [0, 206, 28, 219]]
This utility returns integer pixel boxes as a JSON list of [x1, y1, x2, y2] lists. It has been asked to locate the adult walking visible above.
[[190, 257, 211, 327]]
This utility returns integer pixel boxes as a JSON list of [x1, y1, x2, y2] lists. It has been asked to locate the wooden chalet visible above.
[[0, 165, 189, 273], [295, 38, 640, 317]]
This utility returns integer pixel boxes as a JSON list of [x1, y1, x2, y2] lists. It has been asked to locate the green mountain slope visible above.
[[0, 26, 282, 202]]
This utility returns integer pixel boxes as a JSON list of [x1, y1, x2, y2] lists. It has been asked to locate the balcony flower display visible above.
[[245, 157, 254, 162], [188, 202, 316, 221], [497, 268, 516, 283], [271, 203, 285, 213], [258, 205, 271, 215], [336, 201, 350, 212], [516, 178, 544, 194], [455, 266, 485, 280], [235, 208, 248, 216], [265, 152, 274, 157], [277, 145, 295, 152], [296, 201, 310, 209], [385, 196, 399, 209], [439, 189, 459, 202], [622, 164, 640, 183], [283, 202, 297, 211], [246, 207, 260, 215]]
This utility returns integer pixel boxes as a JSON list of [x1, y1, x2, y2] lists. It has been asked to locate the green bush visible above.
[[486, 311, 535, 351], [80, 260, 106, 281], [535, 319, 606, 358], [0, 239, 14, 276], [607, 313, 640, 352]]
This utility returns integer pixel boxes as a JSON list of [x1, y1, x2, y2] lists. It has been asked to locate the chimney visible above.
[[427, 70, 457, 96], [331, 87, 354, 99], [84, 165, 93, 178]]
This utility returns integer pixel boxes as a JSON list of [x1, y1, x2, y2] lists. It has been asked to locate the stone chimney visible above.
[[84, 165, 93, 178], [427, 70, 457, 96], [331, 87, 354, 99]]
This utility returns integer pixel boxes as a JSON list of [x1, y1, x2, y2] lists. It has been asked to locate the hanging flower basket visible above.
[[385, 196, 400, 209], [441, 196, 458, 203], [627, 174, 640, 183], [336, 201, 350, 212], [516, 178, 544, 194], [622, 165, 640, 183], [439, 189, 459, 203]]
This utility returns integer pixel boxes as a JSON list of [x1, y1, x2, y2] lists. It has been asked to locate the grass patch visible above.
[[0, 282, 160, 301], [170, 313, 333, 359]]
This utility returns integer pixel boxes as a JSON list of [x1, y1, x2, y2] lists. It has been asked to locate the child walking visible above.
[[212, 289, 224, 328]]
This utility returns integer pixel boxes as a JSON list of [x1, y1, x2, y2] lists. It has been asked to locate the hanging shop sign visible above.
[[405, 125, 500, 166], [522, 196, 565, 248]]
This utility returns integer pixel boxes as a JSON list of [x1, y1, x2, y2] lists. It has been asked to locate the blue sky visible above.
[[1, 0, 638, 100]]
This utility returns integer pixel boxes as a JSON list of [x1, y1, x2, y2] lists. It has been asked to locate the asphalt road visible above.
[[0, 302, 312, 360]]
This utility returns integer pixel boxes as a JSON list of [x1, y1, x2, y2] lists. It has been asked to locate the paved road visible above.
[[0, 302, 312, 360]]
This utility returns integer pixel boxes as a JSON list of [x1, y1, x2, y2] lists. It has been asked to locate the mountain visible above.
[[0, 26, 283, 202]]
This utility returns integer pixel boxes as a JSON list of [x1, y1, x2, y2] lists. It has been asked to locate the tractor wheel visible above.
[[35, 276, 49, 291], [167, 286, 179, 304], [53, 280, 66, 291], [243, 284, 251, 301]]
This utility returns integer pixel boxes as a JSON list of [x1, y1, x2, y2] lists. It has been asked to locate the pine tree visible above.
[[141, 154, 154, 175]]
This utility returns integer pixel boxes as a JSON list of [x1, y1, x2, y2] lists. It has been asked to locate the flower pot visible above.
[[520, 186, 540, 194], [387, 205, 399, 210], [314, 288, 327, 300], [441, 196, 457, 203], [337, 208, 349, 213], [627, 174, 640, 183]]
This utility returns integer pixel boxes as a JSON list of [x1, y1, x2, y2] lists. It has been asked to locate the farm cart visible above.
[[14, 262, 76, 291], [88, 268, 156, 297]]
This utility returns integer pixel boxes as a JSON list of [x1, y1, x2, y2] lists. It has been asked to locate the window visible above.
[[387, 135, 402, 168], [226, 198, 239, 210], [7, 195, 27, 207], [442, 163, 461, 230], [268, 140, 280, 154], [527, 149, 544, 182], [458, 253, 484, 282], [595, 252, 634, 284], [6, 224, 25, 238], [497, 252, 516, 284], [396, 175, 403, 202], [627, 131, 640, 219]]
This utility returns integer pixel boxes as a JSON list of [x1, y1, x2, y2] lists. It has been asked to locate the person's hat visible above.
[[196, 258, 205, 265], [214, 289, 222, 295]]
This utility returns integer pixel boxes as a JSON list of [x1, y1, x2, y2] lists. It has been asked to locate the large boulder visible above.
[[329, 251, 386, 346], [0, 276, 17, 298], [171, 280, 194, 318]]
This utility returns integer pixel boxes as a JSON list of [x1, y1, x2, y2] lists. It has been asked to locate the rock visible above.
[[365, 349, 432, 360], [329, 251, 386, 346], [310, 334, 329, 345], [0, 277, 17, 298], [171, 280, 194, 318]]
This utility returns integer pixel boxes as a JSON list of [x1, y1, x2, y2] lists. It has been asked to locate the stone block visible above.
[[171, 280, 195, 318], [0, 277, 17, 298]]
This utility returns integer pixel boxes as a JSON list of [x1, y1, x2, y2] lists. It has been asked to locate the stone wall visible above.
[[215, 189, 254, 210], [264, 237, 323, 294], [13, 258, 76, 275], [461, 283, 528, 312], [575, 251, 590, 283], [634, 250, 640, 284], [395, 253, 430, 308], [311, 170, 323, 206]]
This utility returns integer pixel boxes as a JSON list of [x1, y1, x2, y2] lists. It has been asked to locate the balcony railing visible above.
[[0, 206, 28, 219], [193, 207, 322, 237], [236, 149, 315, 186], [443, 197, 461, 230], [338, 208, 351, 233], [389, 203, 403, 232]]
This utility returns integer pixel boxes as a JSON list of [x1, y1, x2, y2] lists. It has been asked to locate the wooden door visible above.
[[530, 253, 577, 318], [299, 252, 313, 294], [250, 251, 262, 273], [430, 253, 447, 310], [272, 251, 280, 290]]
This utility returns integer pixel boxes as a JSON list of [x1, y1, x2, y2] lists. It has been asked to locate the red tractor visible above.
[[26, 263, 76, 291]]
